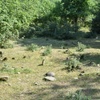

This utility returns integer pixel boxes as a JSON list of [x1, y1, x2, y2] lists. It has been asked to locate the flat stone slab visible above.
[[44, 76, 56, 81]]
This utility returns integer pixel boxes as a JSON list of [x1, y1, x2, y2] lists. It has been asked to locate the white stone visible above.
[[45, 72, 55, 77], [44, 76, 56, 81], [74, 77, 78, 80]]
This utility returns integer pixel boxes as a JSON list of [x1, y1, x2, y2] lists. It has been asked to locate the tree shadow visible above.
[[70, 75, 100, 99], [15, 82, 70, 100], [80, 53, 100, 65], [14, 76, 100, 100]]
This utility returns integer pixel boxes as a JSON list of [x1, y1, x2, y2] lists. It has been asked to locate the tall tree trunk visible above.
[[74, 17, 78, 33]]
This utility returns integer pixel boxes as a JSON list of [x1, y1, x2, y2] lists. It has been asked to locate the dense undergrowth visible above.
[[0, 0, 100, 48]]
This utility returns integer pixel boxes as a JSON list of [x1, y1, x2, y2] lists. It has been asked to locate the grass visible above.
[[0, 37, 100, 100]]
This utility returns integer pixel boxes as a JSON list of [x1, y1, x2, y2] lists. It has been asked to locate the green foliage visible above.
[[67, 90, 91, 100], [0, 0, 99, 40], [0, 64, 32, 74], [91, 11, 100, 34], [66, 58, 81, 71], [27, 43, 38, 52], [42, 45, 52, 56], [0, 0, 58, 40], [0, 34, 13, 48], [61, 0, 98, 24], [77, 42, 86, 52]]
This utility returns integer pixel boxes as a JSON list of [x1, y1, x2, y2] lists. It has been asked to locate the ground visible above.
[[0, 37, 100, 100]]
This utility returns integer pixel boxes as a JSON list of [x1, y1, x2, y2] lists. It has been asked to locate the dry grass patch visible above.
[[0, 37, 100, 100]]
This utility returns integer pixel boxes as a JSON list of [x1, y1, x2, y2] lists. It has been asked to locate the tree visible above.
[[61, 0, 98, 32], [91, 3, 100, 34]]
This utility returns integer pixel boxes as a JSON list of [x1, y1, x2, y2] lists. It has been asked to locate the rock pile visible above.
[[44, 72, 56, 81]]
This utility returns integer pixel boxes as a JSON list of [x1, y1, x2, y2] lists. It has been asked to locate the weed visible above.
[[27, 43, 38, 52], [76, 42, 86, 52], [42, 45, 52, 56], [0, 64, 32, 74], [66, 58, 81, 71]]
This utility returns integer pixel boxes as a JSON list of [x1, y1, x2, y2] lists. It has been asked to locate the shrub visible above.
[[0, 42, 13, 49], [42, 45, 52, 56], [27, 43, 38, 52], [76, 42, 86, 52], [66, 58, 81, 72]]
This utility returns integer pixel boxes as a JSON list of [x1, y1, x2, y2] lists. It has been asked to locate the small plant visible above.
[[27, 43, 38, 52], [77, 42, 86, 52], [42, 45, 52, 56], [1, 43, 13, 49], [66, 90, 91, 100], [0, 64, 13, 73], [0, 64, 32, 74], [66, 58, 81, 72]]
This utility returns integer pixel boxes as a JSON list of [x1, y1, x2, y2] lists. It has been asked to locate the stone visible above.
[[45, 72, 55, 77], [2, 57, 8, 61], [74, 77, 78, 80], [44, 76, 56, 81], [79, 73, 84, 76], [97, 64, 100, 67], [81, 71, 85, 73], [0, 76, 9, 81]]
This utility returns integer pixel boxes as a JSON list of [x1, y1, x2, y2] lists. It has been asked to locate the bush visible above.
[[0, 34, 13, 49], [76, 42, 86, 52], [66, 58, 81, 72], [42, 45, 52, 56], [0, 0, 59, 39], [27, 43, 38, 52]]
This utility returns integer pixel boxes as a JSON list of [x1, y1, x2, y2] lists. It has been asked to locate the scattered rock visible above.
[[2, 57, 8, 61], [8, 83, 11, 86], [66, 57, 70, 60], [74, 77, 78, 80], [97, 64, 100, 67], [12, 57, 15, 60], [0, 76, 9, 81], [81, 70, 85, 73], [44, 76, 56, 81], [17, 72, 21, 74], [79, 73, 84, 76], [45, 72, 55, 77], [34, 82, 40, 85], [23, 56, 26, 58]]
